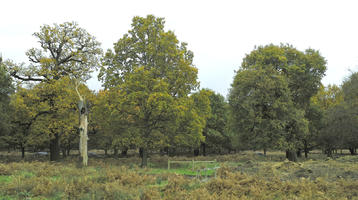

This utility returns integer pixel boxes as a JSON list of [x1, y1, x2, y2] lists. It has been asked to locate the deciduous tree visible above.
[[99, 15, 200, 166], [7, 22, 102, 161]]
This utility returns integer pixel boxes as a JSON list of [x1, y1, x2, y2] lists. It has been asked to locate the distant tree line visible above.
[[0, 15, 357, 166]]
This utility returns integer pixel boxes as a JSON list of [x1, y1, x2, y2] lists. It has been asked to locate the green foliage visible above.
[[229, 64, 307, 152], [99, 15, 199, 96], [318, 73, 358, 155], [200, 90, 231, 154], [229, 44, 326, 157], [0, 57, 13, 144], [6, 22, 102, 160], [98, 15, 202, 166], [23, 22, 102, 81]]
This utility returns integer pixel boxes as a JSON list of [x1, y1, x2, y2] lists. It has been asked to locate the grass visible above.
[[0, 151, 358, 199]]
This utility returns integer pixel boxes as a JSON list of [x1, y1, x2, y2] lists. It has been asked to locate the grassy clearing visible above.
[[0, 152, 358, 199]]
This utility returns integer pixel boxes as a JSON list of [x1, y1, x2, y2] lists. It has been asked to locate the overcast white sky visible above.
[[1, 0, 358, 97]]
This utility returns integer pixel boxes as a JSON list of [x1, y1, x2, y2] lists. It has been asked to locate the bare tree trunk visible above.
[[79, 112, 88, 166], [76, 82, 88, 167]]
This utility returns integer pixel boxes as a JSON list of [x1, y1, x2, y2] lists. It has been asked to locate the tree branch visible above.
[[10, 71, 44, 82]]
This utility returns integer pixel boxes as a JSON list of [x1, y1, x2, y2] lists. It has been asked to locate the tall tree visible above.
[[229, 66, 307, 158], [201, 90, 229, 155], [7, 22, 102, 161], [0, 56, 14, 149], [99, 15, 200, 167], [341, 72, 358, 154], [229, 44, 326, 161], [310, 84, 343, 156]]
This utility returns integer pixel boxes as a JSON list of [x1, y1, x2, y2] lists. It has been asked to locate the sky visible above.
[[1, 0, 358, 97]]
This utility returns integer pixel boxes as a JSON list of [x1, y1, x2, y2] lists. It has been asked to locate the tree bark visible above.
[[62, 148, 67, 158], [297, 149, 302, 158], [79, 113, 88, 166], [194, 148, 200, 156], [349, 147, 355, 155], [201, 142, 206, 156], [50, 133, 61, 161], [21, 146, 25, 159], [303, 141, 309, 158], [121, 147, 128, 157], [286, 150, 297, 162], [141, 148, 148, 168], [139, 147, 144, 158], [66, 144, 71, 156], [76, 83, 88, 167], [263, 148, 267, 156]]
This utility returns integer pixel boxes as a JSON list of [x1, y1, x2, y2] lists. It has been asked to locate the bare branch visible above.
[[10, 71, 44, 82]]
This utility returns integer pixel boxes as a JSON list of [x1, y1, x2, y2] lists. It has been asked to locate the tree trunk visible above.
[[66, 145, 71, 156], [104, 148, 108, 156], [263, 148, 267, 156], [297, 149, 302, 158], [21, 146, 25, 159], [121, 147, 128, 157], [304, 149, 308, 158], [79, 113, 88, 166], [141, 148, 148, 168], [50, 134, 61, 161], [286, 150, 297, 162], [139, 147, 143, 158], [303, 141, 309, 158], [76, 82, 89, 167], [201, 142, 206, 156], [349, 147, 355, 155], [326, 148, 333, 157], [194, 148, 200, 156], [62, 148, 67, 158]]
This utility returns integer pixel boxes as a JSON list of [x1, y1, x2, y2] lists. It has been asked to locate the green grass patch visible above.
[[0, 175, 12, 183]]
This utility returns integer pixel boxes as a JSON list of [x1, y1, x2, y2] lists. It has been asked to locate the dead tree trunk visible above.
[[76, 82, 89, 167]]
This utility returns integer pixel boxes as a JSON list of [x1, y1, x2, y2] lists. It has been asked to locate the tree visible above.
[[9, 86, 46, 158], [310, 84, 343, 156], [7, 22, 102, 161], [341, 72, 358, 154], [201, 90, 229, 155], [229, 44, 326, 161], [0, 56, 14, 149], [99, 15, 200, 167], [229, 66, 307, 158], [91, 89, 139, 156]]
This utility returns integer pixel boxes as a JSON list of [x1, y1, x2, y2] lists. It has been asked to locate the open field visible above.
[[1, 151, 358, 199]]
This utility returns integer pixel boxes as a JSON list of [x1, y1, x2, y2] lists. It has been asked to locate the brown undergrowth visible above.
[[0, 153, 358, 199]]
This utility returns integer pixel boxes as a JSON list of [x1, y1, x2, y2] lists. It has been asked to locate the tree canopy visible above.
[[99, 15, 203, 166], [229, 44, 326, 160]]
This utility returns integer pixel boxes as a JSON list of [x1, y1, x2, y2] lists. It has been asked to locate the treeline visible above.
[[0, 15, 357, 166]]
